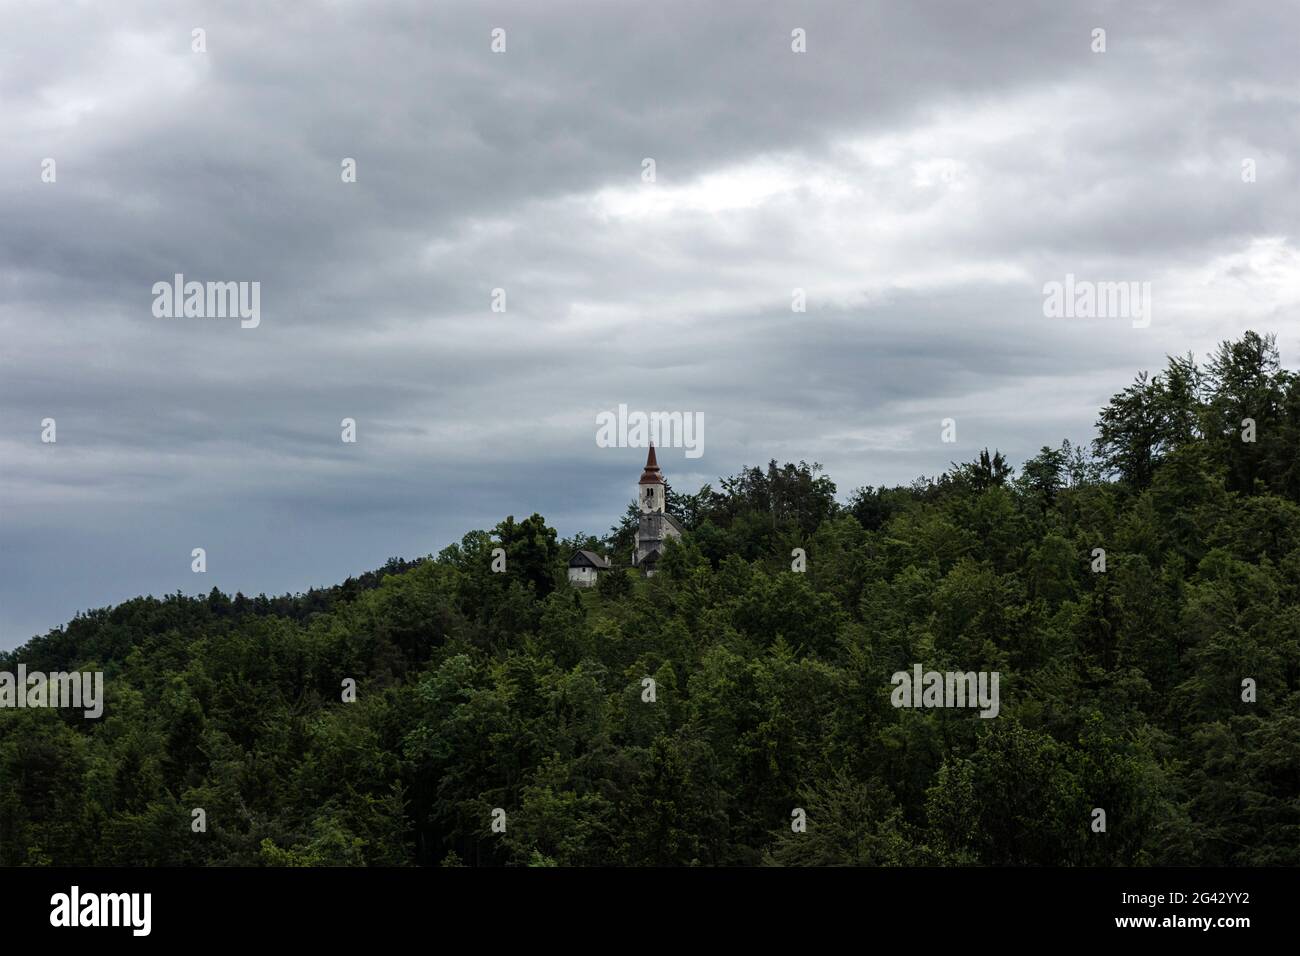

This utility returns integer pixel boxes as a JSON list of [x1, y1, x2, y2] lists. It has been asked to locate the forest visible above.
[[2, 330, 1298, 866]]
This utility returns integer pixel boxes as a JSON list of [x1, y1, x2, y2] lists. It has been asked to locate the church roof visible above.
[[638, 443, 665, 484]]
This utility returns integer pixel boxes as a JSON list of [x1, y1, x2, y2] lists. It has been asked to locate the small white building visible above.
[[567, 549, 611, 587]]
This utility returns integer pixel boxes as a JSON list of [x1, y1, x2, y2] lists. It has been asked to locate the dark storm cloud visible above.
[[2, 0, 1298, 645]]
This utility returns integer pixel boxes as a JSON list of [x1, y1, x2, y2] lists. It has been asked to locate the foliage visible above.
[[2, 332, 1298, 866]]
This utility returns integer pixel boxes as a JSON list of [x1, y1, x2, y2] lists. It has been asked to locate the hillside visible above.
[[2, 330, 1299, 867]]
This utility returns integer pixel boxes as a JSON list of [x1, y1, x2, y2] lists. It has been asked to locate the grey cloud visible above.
[[3, 0, 1299, 646]]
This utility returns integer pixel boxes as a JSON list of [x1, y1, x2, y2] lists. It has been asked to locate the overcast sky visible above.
[[2, 0, 1298, 648]]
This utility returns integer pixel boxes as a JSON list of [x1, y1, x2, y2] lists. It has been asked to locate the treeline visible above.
[[2, 330, 1298, 866]]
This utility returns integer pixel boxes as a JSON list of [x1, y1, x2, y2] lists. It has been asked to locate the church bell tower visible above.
[[633, 443, 681, 573], [638, 443, 665, 514]]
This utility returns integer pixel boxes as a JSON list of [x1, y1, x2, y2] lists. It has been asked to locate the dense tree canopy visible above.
[[2, 331, 1298, 866]]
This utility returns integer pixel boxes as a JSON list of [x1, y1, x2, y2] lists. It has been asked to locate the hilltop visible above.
[[2, 331, 1298, 867]]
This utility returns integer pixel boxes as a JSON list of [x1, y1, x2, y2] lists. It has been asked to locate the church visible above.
[[567, 444, 684, 586]]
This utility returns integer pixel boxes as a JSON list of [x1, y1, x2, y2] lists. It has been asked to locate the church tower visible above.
[[632, 443, 683, 574], [638, 443, 665, 514]]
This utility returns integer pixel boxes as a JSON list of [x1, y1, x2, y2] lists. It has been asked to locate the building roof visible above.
[[569, 549, 611, 569], [638, 443, 665, 485]]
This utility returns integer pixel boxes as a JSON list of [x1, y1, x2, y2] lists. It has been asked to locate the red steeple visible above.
[[638, 443, 664, 484]]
